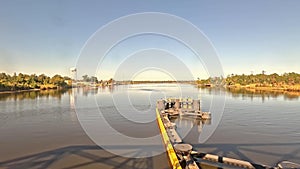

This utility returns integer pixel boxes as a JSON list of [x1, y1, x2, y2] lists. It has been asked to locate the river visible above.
[[0, 84, 299, 168]]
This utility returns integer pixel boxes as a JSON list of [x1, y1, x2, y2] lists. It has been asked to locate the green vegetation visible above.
[[225, 72, 300, 86], [2, 71, 300, 92], [196, 72, 300, 92], [78, 75, 114, 86], [0, 72, 71, 92], [82, 74, 98, 83]]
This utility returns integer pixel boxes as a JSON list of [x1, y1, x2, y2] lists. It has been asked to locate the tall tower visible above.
[[70, 67, 77, 82]]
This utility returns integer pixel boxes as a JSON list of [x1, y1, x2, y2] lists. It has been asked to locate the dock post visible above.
[[174, 99, 180, 109], [193, 99, 200, 112], [157, 100, 165, 111], [174, 144, 193, 156]]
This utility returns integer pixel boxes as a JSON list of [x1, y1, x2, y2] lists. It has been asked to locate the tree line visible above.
[[0, 72, 71, 92], [2, 71, 300, 92], [225, 72, 300, 86], [79, 75, 115, 86], [196, 72, 300, 90]]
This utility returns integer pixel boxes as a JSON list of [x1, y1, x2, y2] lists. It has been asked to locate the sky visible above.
[[0, 0, 300, 80]]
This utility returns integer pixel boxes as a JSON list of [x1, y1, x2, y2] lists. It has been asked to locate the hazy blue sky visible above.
[[0, 0, 299, 80]]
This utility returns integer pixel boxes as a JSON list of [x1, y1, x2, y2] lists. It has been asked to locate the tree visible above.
[[51, 74, 67, 87], [90, 76, 98, 83], [37, 74, 48, 85], [82, 75, 90, 82], [108, 78, 114, 84], [27, 74, 38, 88], [17, 73, 25, 84]]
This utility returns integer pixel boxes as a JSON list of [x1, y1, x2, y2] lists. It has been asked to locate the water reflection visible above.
[[82, 87, 99, 96], [1, 85, 298, 102], [81, 85, 115, 96], [0, 85, 117, 101], [169, 115, 211, 145], [197, 86, 225, 96], [196, 86, 300, 101], [226, 88, 300, 101], [0, 89, 69, 101]]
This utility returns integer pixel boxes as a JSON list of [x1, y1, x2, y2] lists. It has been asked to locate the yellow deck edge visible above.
[[156, 108, 182, 169]]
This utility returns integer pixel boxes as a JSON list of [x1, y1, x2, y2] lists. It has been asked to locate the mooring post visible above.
[[175, 98, 180, 109], [193, 99, 200, 112], [157, 100, 165, 111]]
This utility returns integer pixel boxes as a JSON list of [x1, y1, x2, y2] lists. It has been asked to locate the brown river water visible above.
[[0, 84, 299, 169]]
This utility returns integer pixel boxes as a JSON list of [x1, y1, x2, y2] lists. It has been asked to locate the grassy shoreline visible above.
[[227, 84, 300, 92]]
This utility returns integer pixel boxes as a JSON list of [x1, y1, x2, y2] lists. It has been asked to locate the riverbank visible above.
[[227, 84, 300, 92]]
